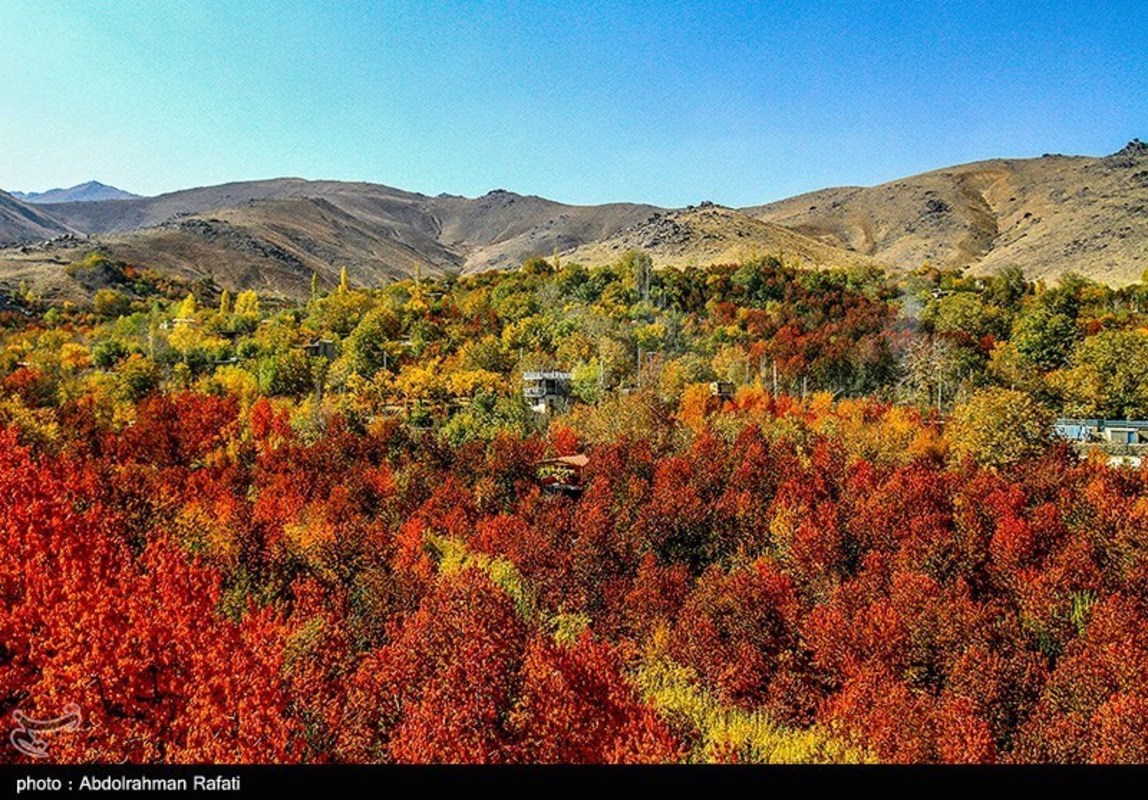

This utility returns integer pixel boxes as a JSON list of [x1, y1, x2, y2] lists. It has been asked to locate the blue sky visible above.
[[1, 1, 1145, 206]]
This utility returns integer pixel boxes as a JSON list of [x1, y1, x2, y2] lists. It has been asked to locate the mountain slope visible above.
[[429, 189, 659, 271], [746, 140, 1148, 284], [98, 196, 464, 297], [565, 203, 884, 271], [13, 181, 140, 204], [0, 190, 73, 245]]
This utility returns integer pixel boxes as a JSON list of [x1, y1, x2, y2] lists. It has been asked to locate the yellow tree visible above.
[[446, 369, 505, 399], [676, 383, 718, 435], [234, 290, 260, 317], [177, 292, 197, 319], [947, 388, 1053, 468], [395, 361, 444, 408]]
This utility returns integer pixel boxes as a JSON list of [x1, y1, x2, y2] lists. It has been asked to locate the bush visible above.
[[93, 289, 132, 319]]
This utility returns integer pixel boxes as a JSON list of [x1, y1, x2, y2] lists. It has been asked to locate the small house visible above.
[[1053, 419, 1101, 442], [1102, 421, 1148, 445], [709, 381, 735, 401], [301, 339, 337, 359], [523, 370, 572, 414], [1054, 418, 1148, 445]]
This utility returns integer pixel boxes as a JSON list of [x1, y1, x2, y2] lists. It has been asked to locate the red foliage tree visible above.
[[669, 558, 799, 708], [0, 428, 297, 763], [339, 568, 529, 763]]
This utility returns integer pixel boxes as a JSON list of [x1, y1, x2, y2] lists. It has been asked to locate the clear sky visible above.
[[1, 1, 1145, 207]]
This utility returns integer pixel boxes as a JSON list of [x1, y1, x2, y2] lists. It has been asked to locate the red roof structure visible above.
[[536, 454, 589, 494]]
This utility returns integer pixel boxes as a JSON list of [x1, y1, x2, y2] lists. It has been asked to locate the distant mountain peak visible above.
[[12, 181, 140, 204]]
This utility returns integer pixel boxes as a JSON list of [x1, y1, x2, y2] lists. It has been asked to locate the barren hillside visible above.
[[747, 140, 1148, 284], [566, 204, 885, 271], [0, 191, 73, 246]]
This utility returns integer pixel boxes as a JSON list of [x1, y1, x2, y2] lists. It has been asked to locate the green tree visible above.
[[521, 256, 554, 276], [346, 307, 401, 377], [1012, 308, 1079, 371], [460, 335, 512, 374], [440, 391, 532, 445], [118, 353, 161, 401], [93, 289, 131, 319], [621, 250, 654, 304], [730, 257, 784, 306], [257, 350, 313, 397], [1051, 330, 1148, 419], [570, 359, 604, 404], [92, 339, 129, 370], [984, 266, 1028, 310], [924, 292, 1008, 340]]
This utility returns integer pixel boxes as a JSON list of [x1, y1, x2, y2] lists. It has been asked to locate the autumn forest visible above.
[[5, 251, 1148, 764]]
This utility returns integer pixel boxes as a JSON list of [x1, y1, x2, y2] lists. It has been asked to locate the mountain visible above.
[[0, 179, 660, 300], [0, 140, 1145, 303], [35, 179, 660, 269], [746, 140, 1148, 285], [12, 181, 140, 204], [0, 190, 74, 245], [8, 179, 862, 301], [565, 203, 881, 272]]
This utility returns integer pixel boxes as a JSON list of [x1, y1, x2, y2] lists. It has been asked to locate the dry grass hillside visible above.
[[565, 203, 885, 271], [747, 140, 1148, 285]]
